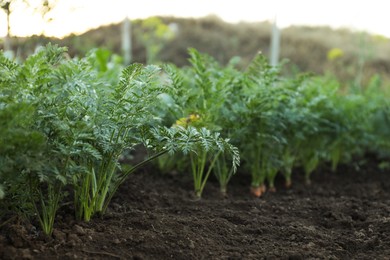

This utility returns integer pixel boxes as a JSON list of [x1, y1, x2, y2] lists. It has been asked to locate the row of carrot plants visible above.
[[155, 49, 390, 197], [1, 45, 390, 236], [0, 45, 238, 235]]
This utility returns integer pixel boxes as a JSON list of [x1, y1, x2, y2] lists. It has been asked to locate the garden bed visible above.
[[1, 161, 389, 259]]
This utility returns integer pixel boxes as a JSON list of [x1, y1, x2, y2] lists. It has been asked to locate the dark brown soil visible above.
[[1, 161, 390, 259]]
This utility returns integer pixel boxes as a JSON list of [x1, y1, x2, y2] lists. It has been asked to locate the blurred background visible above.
[[1, 0, 390, 86]]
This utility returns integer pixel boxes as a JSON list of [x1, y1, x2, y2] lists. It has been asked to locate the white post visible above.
[[270, 17, 280, 67], [122, 16, 132, 65]]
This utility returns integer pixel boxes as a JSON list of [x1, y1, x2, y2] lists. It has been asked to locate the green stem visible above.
[[250, 148, 264, 187], [190, 152, 197, 192], [199, 151, 221, 196], [94, 158, 117, 213], [214, 155, 228, 193], [101, 149, 168, 214], [30, 178, 62, 236], [193, 149, 207, 198], [267, 168, 278, 189]]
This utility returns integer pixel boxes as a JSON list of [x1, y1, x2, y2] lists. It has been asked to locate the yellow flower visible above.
[[174, 113, 201, 127], [188, 113, 200, 122], [175, 117, 188, 127], [327, 48, 344, 61]]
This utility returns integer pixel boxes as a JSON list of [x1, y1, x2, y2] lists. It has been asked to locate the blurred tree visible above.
[[29, 0, 58, 35], [0, 0, 57, 51], [0, 1, 11, 35], [1, 0, 12, 51]]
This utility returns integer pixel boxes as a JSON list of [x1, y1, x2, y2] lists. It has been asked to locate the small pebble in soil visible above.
[[306, 242, 316, 248], [73, 224, 86, 236]]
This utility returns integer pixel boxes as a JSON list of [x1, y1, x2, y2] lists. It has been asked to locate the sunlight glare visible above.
[[0, 0, 389, 38]]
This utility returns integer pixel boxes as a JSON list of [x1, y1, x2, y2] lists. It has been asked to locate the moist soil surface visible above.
[[1, 161, 390, 259]]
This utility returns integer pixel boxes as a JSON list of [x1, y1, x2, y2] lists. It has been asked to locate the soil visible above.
[[1, 160, 390, 259]]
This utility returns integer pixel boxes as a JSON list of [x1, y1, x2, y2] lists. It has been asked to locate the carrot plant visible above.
[[78, 63, 176, 218], [358, 77, 390, 160], [0, 45, 68, 235], [190, 128, 239, 198], [292, 77, 361, 184], [159, 49, 241, 196], [370, 103, 390, 158], [0, 101, 47, 217], [162, 126, 239, 198], [237, 54, 287, 196], [214, 153, 236, 196]]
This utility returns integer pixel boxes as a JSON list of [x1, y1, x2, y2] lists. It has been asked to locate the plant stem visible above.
[[30, 179, 62, 236], [101, 149, 168, 214], [199, 151, 221, 196]]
